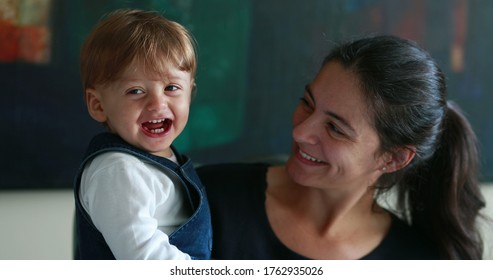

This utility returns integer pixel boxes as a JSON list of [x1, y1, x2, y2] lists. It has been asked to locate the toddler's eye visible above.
[[165, 85, 179, 92], [128, 88, 144, 95]]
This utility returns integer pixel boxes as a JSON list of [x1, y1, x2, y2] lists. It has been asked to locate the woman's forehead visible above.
[[311, 62, 375, 132]]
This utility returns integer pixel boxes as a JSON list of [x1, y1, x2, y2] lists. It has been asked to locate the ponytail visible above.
[[400, 101, 485, 259]]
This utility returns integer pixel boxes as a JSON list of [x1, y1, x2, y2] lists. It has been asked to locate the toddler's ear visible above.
[[85, 89, 107, 123]]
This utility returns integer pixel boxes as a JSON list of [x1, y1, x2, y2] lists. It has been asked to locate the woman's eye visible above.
[[328, 123, 345, 136], [128, 89, 144, 95], [299, 97, 313, 112]]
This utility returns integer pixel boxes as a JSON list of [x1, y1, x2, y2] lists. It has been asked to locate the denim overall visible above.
[[73, 133, 212, 259]]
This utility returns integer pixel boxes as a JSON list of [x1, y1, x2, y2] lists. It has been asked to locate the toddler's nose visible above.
[[147, 93, 167, 112]]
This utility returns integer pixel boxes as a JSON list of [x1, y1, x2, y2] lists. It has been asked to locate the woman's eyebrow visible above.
[[305, 84, 357, 135]]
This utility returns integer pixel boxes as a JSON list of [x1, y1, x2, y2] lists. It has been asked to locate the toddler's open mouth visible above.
[[142, 118, 172, 135]]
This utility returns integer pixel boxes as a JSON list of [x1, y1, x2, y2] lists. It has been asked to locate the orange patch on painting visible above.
[[0, 20, 20, 62], [19, 26, 50, 63]]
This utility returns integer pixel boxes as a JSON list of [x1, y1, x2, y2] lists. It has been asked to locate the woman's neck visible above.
[[265, 167, 391, 259], [266, 165, 390, 249]]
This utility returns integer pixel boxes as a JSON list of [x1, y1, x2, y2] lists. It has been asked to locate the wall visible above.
[[481, 185, 493, 259], [0, 190, 74, 259]]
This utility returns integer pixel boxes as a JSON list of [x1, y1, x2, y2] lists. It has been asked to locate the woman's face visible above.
[[286, 61, 386, 191]]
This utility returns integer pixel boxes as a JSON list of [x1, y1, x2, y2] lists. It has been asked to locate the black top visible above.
[[197, 162, 441, 260]]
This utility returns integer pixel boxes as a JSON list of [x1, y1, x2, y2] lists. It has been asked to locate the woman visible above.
[[197, 35, 485, 259]]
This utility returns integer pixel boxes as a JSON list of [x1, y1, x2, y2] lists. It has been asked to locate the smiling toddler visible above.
[[73, 9, 211, 260]]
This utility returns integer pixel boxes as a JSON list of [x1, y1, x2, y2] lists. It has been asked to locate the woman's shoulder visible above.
[[196, 162, 303, 259], [196, 162, 270, 189], [363, 213, 441, 260], [197, 162, 270, 213], [196, 161, 270, 173]]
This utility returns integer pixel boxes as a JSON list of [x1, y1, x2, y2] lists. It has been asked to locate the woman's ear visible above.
[[85, 88, 107, 123], [380, 146, 416, 173]]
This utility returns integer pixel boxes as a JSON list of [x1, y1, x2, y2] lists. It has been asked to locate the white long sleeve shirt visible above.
[[79, 152, 192, 259]]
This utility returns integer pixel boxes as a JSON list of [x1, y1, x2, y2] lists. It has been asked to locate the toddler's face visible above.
[[87, 59, 193, 158]]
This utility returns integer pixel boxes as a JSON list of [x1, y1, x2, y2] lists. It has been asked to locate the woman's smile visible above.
[[296, 148, 328, 165]]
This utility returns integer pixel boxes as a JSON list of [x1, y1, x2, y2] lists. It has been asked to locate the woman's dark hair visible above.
[[323, 35, 485, 259]]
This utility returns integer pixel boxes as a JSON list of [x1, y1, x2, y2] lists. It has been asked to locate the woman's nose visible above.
[[292, 114, 319, 145]]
